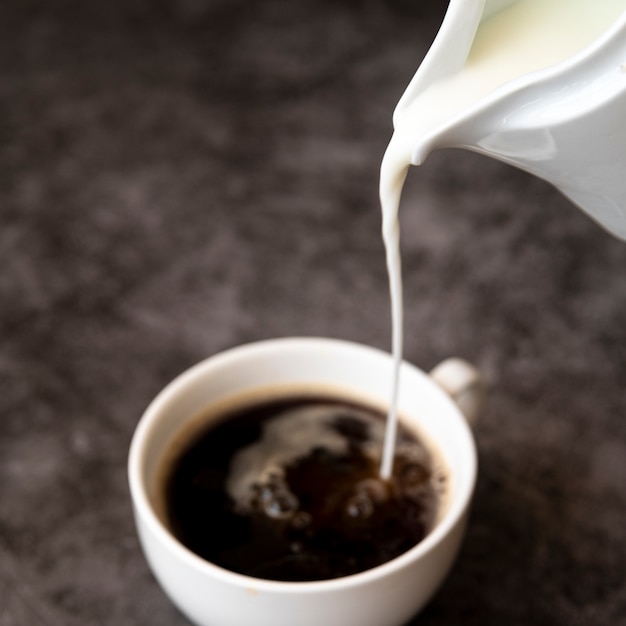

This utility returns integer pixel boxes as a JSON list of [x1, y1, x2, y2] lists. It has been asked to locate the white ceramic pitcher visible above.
[[395, 0, 626, 240]]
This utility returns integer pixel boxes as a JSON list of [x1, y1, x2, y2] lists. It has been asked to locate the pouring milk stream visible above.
[[379, 0, 626, 478]]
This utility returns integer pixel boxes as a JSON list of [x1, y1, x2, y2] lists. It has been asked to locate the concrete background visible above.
[[2, 0, 625, 624]]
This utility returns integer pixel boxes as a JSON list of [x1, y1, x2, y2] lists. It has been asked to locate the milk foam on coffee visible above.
[[225, 402, 433, 516], [378, 0, 626, 479], [226, 404, 385, 512]]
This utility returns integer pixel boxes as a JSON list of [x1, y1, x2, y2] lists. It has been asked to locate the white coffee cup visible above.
[[128, 337, 481, 626]]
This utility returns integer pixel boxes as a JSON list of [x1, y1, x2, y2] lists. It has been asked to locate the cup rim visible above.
[[128, 336, 477, 594]]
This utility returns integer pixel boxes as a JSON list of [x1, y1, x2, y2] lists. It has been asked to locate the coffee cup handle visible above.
[[429, 358, 484, 426]]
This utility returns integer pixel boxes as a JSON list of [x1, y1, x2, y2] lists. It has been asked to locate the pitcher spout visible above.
[[394, 0, 626, 241]]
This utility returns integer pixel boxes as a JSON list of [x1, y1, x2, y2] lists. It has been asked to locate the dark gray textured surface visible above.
[[2, 1, 626, 624]]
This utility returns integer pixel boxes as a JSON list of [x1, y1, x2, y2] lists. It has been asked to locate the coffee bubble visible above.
[[355, 478, 390, 503], [254, 476, 299, 519], [398, 462, 429, 488], [263, 495, 297, 519], [291, 511, 312, 529], [345, 493, 375, 519]]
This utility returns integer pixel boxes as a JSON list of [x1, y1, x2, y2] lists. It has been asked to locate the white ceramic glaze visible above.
[[128, 338, 481, 626], [395, 0, 626, 240]]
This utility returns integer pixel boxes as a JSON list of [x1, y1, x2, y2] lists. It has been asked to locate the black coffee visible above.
[[161, 393, 446, 582]]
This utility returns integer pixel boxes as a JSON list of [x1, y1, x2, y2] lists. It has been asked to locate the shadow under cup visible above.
[[128, 338, 477, 626]]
